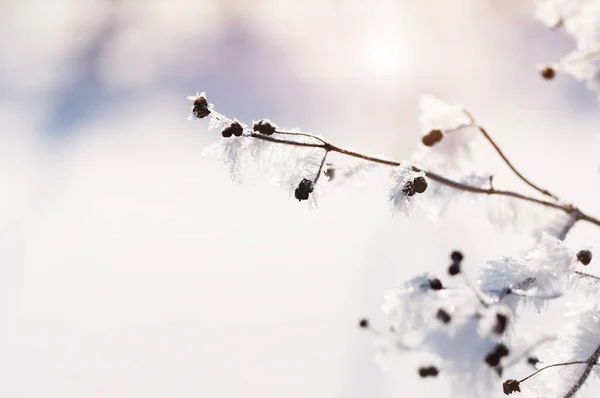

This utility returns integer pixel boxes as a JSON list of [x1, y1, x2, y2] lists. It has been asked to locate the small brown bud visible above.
[[540, 65, 556, 80], [421, 129, 443, 147], [253, 120, 277, 136]]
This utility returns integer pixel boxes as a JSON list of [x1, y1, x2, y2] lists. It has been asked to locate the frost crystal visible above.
[[480, 234, 575, 311]]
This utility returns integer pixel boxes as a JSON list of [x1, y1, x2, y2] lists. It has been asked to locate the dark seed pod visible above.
[[577, 250, 592, 266], [527, 356, 539, 366], [358, 318, 369, 328], [493, 313, 509, 335], [451, 251, 464, 264], [428, 278, 443, 291], [222, 121, 243, 138], [502, 379, 521, 395], [402, 181, 416, 196], [436, 309, 451, 324], [448, 263, 461, 276], [485, 352, 501, 367], [540, 65, 556, 80], [413, 176, 428, 193], [418, 366, 439, 378], [495, 343, 509, 358], [192, 96, 210, 119], [295, 179, 314, 201], [253, 120, 277, 136]]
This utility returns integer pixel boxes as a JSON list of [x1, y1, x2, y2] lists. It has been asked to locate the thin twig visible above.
[[476, 126, 559, 200], [462, 109, 559, 200], [519, 361, 588, 384], [564, 345, 600, 398], [575, 270, 600, 281], [313, 150, 329, 184], [503, 336, 556, 369], [207, 109, 600, 229]]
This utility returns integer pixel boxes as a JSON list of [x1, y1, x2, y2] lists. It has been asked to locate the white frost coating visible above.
[[561, 303, 600, 379], [419, 95, 472, 134], [419, 173, 490, 222], [479, 234, 575, 311], [535, 0, 600, 96], [388, 163, 425, 216]]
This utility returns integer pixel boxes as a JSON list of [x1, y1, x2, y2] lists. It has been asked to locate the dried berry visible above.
[[527, 356, 539, 366], [402, 181, 416, 196], [222, 122, 243, 138], [448, 263, 461, 276], [418, 366, 439, 378], [253, 120, 276, 136], [413, 176, 428, 193], [295, 179, 314, 201], [484, 352, 501, 367], [493, 313, 509, 335], [324, 164, 336, 181], [495, 343, 509, 357], [451, 251, 464, 264], [436, 309, 451, 324], [192, 96, 210, 119], [422, 129, 443, 147], [577, 250, 592, 266], [540, 65, 556, 80], [358, 318, 369, 328], [429, 277, 443, 291], [502, 379, 521, 395]]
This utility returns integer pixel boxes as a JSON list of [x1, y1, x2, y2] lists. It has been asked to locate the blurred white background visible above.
[[1, 0, 600, 397]]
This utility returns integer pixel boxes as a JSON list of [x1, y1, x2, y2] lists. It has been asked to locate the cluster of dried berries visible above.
[[192, 96, 210, 119], [421, 129, 443, 147], [502, 379, 521, 395], [402, 176, 428, 196], [577, 249, 592, 266], [295, 179, 314, 201], [418, 366, 439, 378], [448, 251, 463, 276], [221, 121, 244, 138], [253, 120, 276, 136], [485, 343, 509, 367]]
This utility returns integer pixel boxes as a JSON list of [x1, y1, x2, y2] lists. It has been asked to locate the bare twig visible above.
[[476, 126, 559, 200], [462, 109, 559, 200], [207, 109, 600, 229], [519, 361, 588, 384], [564, 345, 600, 398], [575, 270, 600, 281]]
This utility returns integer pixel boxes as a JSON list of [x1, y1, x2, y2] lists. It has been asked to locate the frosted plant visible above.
[[535, 0, 600, 96], [188, 3, 600, 397]]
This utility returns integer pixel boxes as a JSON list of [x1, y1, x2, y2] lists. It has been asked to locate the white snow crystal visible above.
[[479, 234, 575, 311]]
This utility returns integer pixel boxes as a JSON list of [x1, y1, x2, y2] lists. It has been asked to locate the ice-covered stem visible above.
[[194, 95, 600, 229], [563, 345, 600, 398]]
